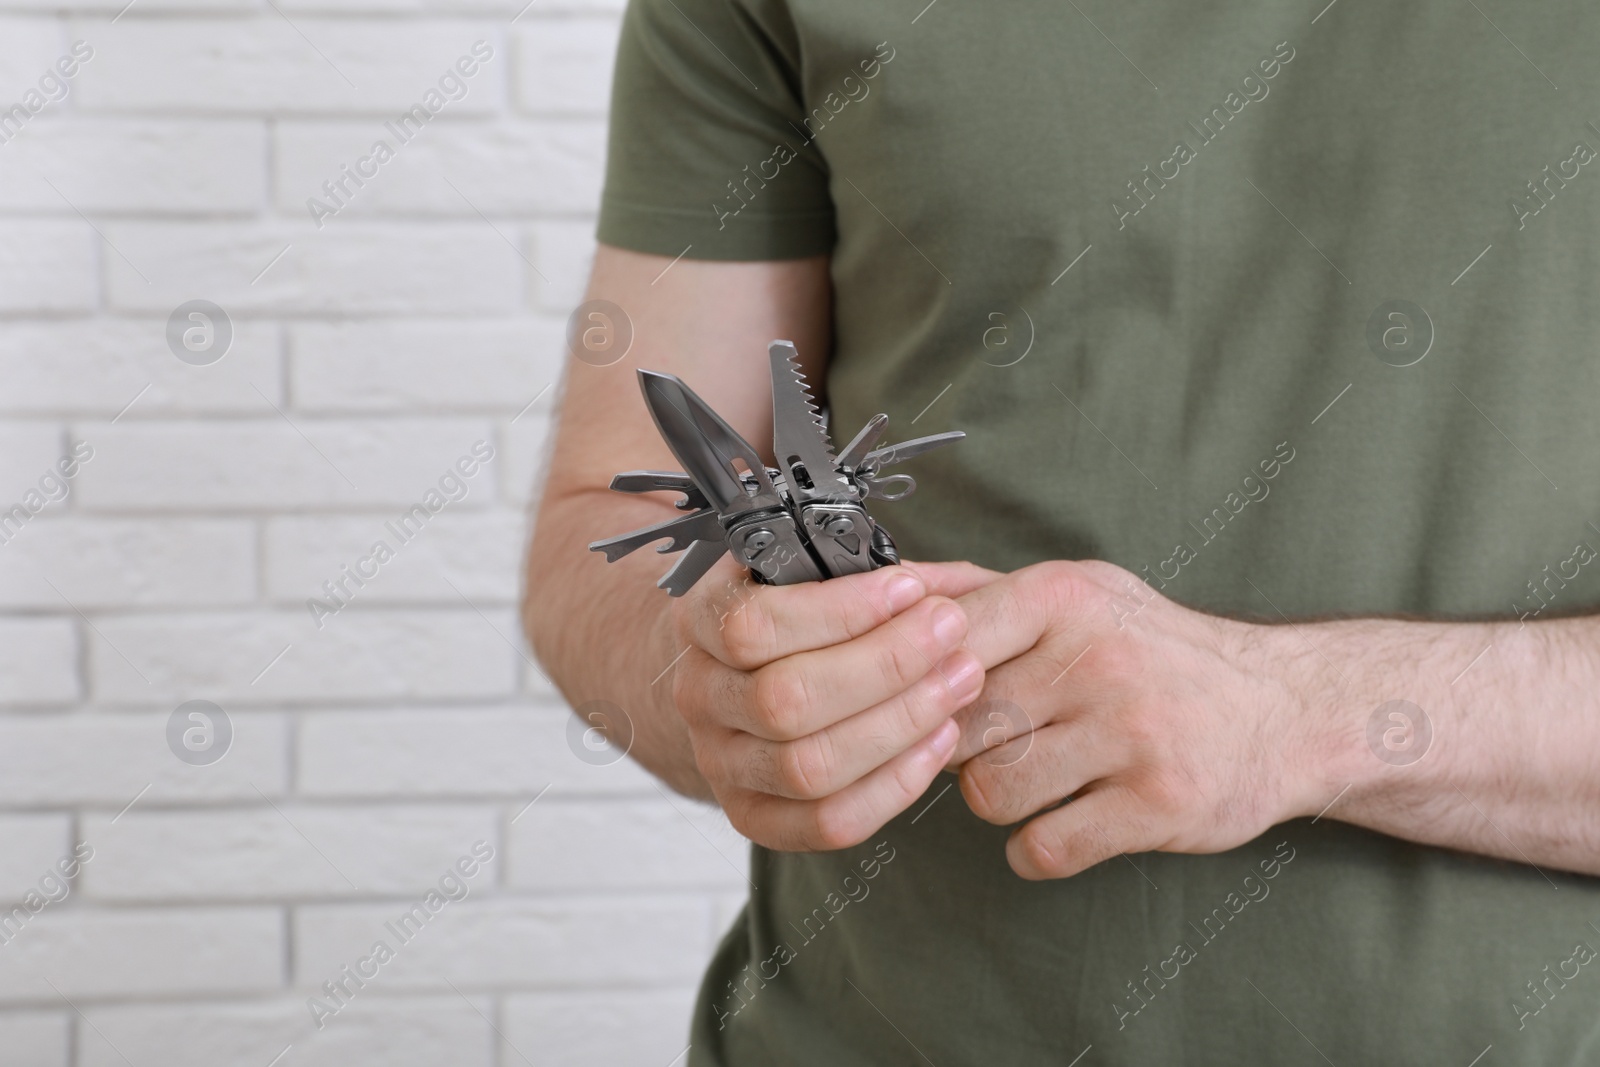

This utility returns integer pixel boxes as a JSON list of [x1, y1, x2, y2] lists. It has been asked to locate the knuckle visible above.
[[1138, 768, 1187, 820], [1085, 639, 1144, 688], [890, 691, 934, 748], [775, 736, 832, 800], [810, 799, 868, 852], [1035, 560, 1096, 616], [750, 666, 808, 740], [721, 791, 793, 852], [1075, 559, 1134, 588], [718, 598, 777, 669], [1016, 822, 1069, 878], [959, 765, 1007, 824], [873, 633, 927, 692], [887, 750, 935, 810]]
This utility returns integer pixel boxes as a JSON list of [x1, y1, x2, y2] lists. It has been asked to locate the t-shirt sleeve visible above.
[[596, 0, 836, 260]]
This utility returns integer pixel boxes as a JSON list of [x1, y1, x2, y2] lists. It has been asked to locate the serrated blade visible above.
[[638, 370, 782, 516], [769, 341, 853, 504]]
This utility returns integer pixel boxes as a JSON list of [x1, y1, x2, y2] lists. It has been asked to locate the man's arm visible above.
[[525, 247, 992, 849], [1291, 612, 1600, 875], [524, 246, 835, 799], [939, 561, 1600, 879]]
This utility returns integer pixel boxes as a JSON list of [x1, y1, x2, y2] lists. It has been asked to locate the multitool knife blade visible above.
[[638, 369, 783, 515]]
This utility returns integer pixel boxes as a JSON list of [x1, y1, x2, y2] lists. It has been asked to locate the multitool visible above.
[[588, 341, 963, 596]]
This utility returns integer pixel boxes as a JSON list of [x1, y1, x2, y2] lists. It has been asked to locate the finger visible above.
[[943, 640, 1091, 766], [710, 648, 984, 799], [678, 559, 928, 671], [950, 560, 1093, 670], [958, 721, 1114, 825], [737, 595, 968, 740], [897, 559, 1004, 599], [725, 717, 961, 851], [1005, 782, 1167, 880]]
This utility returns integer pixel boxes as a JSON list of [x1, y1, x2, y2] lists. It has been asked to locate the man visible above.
[[525, 1, 1600, 1062]]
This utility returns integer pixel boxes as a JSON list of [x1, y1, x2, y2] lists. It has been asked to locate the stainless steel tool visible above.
[[588, 340, 963, 596]]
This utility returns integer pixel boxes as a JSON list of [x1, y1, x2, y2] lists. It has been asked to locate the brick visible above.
[[289, 319, 563, 412], [0, 119, 264, 213], [275, 118, 605, 217], [0, 19, 62, 83], [102, 222, 522, 315], [297, 707, 656, 798], [0, 0, 733, 1032], [504, 990, 695, 1067], [0, 814, 70, 901], [74, 20, 505, 115], [0, 619, 76, 706], [0, 422, 63, 506], [508, 797, 749, 891], [531, 217, 596, 312], [0, 320, 281, 416], [0, 907, 281, 1002], [87, 611, 518, 704], [264, 511, 523, 606], [78, 996, 492, 1067], [71, 419, 496, 510], [294, 896, 707, 988], [0, 1010, 67, 1067], [512, 18, 618, 115], [0, 519, 255, 609], [81, 805, 498, 901], [0, 221, 94, 313], [0, 713, 288, 806]]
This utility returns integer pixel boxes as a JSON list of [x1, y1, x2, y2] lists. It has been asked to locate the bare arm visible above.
[[935, 560, 1600, 879], [1296, 613, 1600, 875], [524, 246, 833, 799]]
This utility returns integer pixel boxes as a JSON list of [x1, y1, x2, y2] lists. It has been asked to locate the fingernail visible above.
[[885, 572, 924, 613], [931, 604, 965, 645], [929, 718, 960, 755], [937, 651, 981, 695]]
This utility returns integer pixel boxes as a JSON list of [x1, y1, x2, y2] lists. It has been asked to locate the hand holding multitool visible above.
[[589, 341, 963, 596]]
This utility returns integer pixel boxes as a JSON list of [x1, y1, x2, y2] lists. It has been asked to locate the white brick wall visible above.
[[0, 8, 743, 1065]]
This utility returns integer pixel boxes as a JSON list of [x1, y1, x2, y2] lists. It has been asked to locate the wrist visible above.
[[1241, 618, 1369, 823]]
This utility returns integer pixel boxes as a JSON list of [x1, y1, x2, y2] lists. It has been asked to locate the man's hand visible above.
[[946, 560, 1333, 881], [670, 559, 996, 852]]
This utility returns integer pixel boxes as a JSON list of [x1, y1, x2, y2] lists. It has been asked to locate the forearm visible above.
[[524, 483, 712, 800], [520, 245, 831, 804], [1293, 614, 1600, 875]]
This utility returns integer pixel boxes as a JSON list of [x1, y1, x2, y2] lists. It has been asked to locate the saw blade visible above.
[[768, 341, 854, 504]]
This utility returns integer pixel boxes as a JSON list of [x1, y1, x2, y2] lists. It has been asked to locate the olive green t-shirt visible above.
[[597, 2, 1600, 1063]]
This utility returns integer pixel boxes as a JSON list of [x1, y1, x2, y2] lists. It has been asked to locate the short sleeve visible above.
[[597, 0, 836, 260]]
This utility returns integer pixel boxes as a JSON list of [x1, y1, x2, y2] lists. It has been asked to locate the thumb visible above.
[[897, 559, 1004, 600]]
